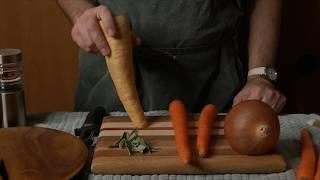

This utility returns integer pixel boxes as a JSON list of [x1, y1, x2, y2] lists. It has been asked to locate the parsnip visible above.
[[99, 16, 147, 128]]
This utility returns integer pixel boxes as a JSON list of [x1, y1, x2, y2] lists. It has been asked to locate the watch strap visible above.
[[248, 67, 266, 77]]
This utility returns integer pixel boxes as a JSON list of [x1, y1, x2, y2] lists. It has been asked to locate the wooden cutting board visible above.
[[0, 127, 88, 180], [91, 115, 287, 174]]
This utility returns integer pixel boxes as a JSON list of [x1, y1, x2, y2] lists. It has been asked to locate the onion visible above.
[[224, 100, 280, 155]]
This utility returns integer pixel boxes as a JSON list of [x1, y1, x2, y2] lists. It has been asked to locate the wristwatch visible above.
[[247, 66, 278, 82]]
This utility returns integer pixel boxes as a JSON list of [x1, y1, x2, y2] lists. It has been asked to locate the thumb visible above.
[[232, 92, 247, 106]]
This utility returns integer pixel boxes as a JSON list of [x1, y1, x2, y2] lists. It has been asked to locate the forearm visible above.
[[57, 0, 96, 24], [248, 0, 282, 70]]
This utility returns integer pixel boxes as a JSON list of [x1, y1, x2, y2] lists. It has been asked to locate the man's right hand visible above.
[[71, 5, 116, 56]]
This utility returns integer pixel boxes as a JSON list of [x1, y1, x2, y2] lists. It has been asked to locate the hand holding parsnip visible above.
[[99, 16, 147, 128]]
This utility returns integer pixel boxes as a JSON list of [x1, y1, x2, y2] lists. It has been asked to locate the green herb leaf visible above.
[[108, 128, 159, 155]]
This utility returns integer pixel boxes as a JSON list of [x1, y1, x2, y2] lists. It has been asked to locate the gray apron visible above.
[[75, 0, 246, 113]]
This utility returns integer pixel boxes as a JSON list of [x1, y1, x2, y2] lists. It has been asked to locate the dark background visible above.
[[277, 0, 320, 113], [0, 0, 319, 113]]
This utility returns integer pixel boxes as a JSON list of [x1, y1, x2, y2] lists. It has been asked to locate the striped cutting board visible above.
[[91, 115, 287, 174]]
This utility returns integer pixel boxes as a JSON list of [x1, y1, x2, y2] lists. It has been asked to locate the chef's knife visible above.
[[0, 160, 8, 180], [73, 106, 107, 179], [74, 106, 107, 145]]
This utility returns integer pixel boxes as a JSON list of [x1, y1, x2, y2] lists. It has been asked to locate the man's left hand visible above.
[[233, 77, 286, 113]]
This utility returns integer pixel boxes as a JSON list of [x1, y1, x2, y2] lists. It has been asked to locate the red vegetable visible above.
[[169, 100, 192, 164], [197, 104, 217, 157], [315, 151, 320, 180], [296, 129, 317, 180]]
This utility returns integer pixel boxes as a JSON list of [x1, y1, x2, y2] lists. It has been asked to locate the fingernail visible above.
[[136, 37, 141, 45], [101, 48, 109, 56], [107, 28, 115, 36], [132, 36, 141, 46]]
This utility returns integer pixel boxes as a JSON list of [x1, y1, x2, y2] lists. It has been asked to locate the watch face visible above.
[[265, 67, 278, 81]]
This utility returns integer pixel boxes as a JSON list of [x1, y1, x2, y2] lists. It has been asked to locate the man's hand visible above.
[[71, 5, 141, 56], [71, 5, 116, 56], [233, 77, 286, 113], [241, 0, 283, 113]]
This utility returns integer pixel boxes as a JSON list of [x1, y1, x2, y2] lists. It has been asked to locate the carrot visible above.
[[197, 104, 217, 157], [169, 100, 192, 164], [296, 128, 317, 180], [315, 152, 320, 180], [99, 16, 147, 128]]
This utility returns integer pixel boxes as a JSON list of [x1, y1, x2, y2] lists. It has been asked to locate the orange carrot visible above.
[[99, 16, 147, 128], [296, 128, 317, 180], [315, 152, 320, 180], [197, 104, 217, 157], [169, 100, 192, 164]]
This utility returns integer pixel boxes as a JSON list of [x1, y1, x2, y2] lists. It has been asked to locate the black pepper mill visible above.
[[0, 49, 26, 127]]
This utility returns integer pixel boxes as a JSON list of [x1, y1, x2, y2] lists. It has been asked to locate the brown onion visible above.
[[224, 100, 280, 155]]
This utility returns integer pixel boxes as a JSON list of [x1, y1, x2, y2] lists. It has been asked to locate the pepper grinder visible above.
[[0, 49, 26, 127]]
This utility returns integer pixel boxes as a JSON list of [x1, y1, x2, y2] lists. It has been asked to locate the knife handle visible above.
[[0, 160, 7, 180], [74, 107, 107, 145]]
